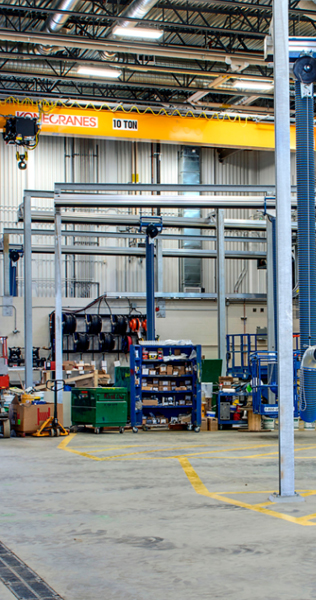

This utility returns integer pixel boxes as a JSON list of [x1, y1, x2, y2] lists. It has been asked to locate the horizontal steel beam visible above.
[[104, 291, 267, 301], [20, 245, 266, 259], [55, 183, 297, 194], [15, 210, 290, 232], [0, 29, 267, 66], [2, 228, 266, 244], [55, 194, 275, 209], [18, 210, 266, 230]]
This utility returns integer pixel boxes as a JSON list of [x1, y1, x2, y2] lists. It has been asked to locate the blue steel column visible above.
[[146, 235, 155, 341]]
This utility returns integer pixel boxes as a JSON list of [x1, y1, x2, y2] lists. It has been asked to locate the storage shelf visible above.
[[130, 343, 201, 430], [141, 374, 193, 378], [141, 359, 190, 363], [142, 404, 193, 409], [141, 390, 192, 394]]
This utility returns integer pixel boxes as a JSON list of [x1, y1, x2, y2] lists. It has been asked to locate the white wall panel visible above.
[[0, 135, 292, 298]]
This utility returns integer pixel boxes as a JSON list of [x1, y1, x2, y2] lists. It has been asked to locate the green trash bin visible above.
[[114, 366, 131, 419], [71, 387, 128, 433]]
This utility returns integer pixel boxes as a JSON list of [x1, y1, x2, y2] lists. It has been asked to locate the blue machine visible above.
[[217, 390, 248, 427], [9, 247, 23, 296], [249, 351, 300, 418], [226, 333, 300, 380]]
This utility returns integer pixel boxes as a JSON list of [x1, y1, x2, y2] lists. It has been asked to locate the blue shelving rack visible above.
[[130, 343, 202, 432]]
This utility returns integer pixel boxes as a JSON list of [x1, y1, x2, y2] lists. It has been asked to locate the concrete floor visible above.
[[2, 429, 316, 600]]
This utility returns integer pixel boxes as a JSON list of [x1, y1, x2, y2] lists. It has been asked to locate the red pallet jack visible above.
[[33, 379, 69, 437]]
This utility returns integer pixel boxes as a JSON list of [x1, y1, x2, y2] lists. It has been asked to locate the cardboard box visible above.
[[149, 369, 156, 376], [178, 366, 186, 376], [179, 414, 191, 424], [142, 368, 149, 375], [142, 386, 153, 391], [166, 365, 173, 375], [207, 417, 218, 431], [142, 399, 158, 406], [11, 397, 63, 434], [200, 418, 208, 431], [173, 369, 179, 376], [159, 365, 167, 374], [62, 360, 77, 371], [219, 376, 234, 388], [174, 349, 181, 356]]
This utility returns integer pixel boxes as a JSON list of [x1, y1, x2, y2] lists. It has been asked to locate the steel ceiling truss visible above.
[[0, 0, 313, 107], [0, 1, 314, 48]]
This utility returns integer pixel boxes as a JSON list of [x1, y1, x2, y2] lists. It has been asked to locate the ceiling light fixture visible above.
[[112, 26, 163, 39], [76, 65, 122, 78], [233, 80, 274, 92]]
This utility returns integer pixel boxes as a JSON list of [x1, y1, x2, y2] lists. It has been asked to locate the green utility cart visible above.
[[114, 366, 131, 419], [71, 387, 128, 434]]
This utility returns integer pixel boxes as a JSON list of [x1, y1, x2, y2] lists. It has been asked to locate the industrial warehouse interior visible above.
[[2, 1, 316, 599]]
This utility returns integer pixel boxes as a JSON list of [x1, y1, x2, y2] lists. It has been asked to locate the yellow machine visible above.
[[33, 380, 69, 437]]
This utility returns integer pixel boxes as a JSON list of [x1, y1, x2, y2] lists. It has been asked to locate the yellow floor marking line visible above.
[[58, 433, 76, 449], [215, 490, 274, 495], [58, 433, 106, 461], [72, 443, 211, 450], [72, 444, 144, 450], [82, 444, 222, 455], [241, 444, 316, 459], [177, 456, 316, 527], [299, 512, 316, 522], [59, 437, 277, 462]]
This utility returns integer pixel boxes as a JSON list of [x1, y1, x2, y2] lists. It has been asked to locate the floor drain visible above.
[[0, 541, 63, 599]]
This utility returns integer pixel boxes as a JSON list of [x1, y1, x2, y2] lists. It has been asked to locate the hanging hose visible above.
[[295, 79, 316, 354], [85, 314, 102, 335], [294, 66, 316, 421]]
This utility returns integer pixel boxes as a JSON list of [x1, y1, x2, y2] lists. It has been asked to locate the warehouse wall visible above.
[[0, 136, 297, 298], [2, 296, 294, 380]]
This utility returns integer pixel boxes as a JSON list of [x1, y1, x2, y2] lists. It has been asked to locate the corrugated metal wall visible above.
[[0, 137, 297, 297]]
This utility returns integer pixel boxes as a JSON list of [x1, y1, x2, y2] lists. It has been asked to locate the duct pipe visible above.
[[45, 0, 81, 33], [37, 0, 81, 55], [106, 0, 160, 39], [102, 0, 160, 59]]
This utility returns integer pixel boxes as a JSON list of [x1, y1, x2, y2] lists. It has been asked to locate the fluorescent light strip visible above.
[[113, 26, 163, 39], [77, 66, 122, 78], [233, 80, 274, 92]]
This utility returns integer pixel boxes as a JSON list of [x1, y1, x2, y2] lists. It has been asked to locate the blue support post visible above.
[[146, 235, 155, 341], [9, 261, 17, 296]]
